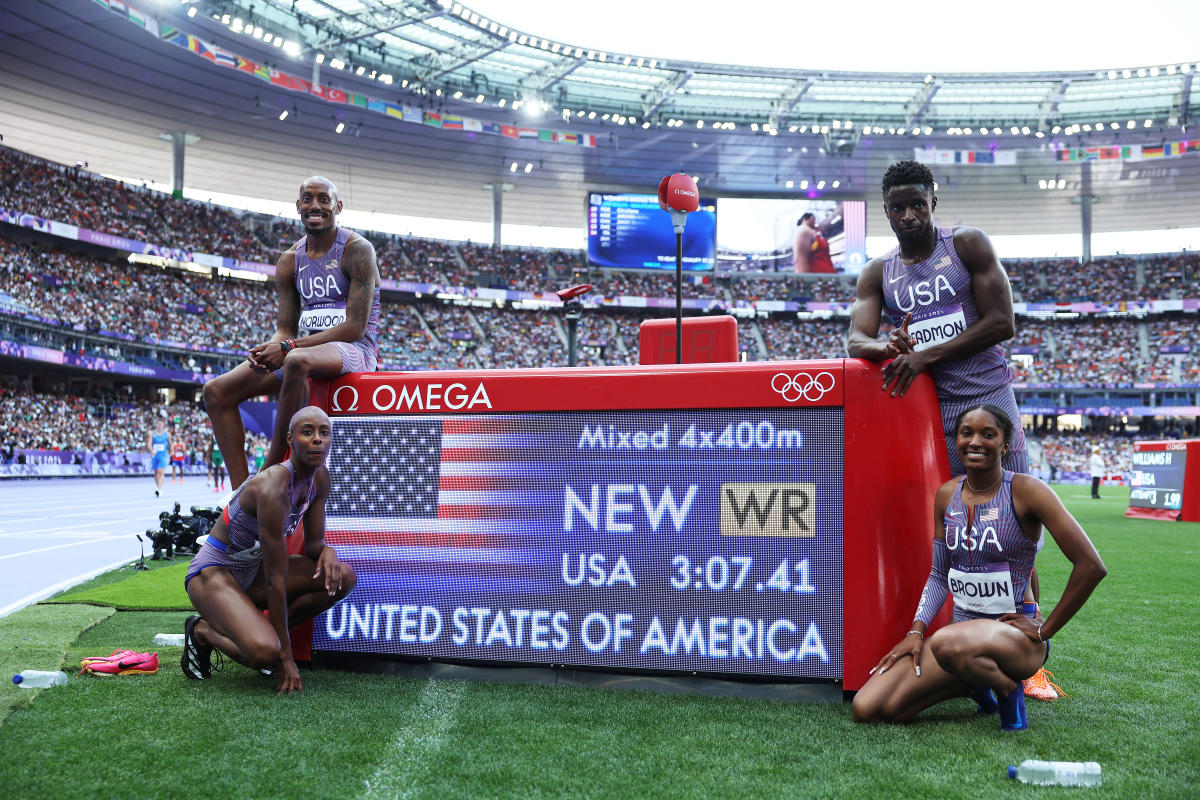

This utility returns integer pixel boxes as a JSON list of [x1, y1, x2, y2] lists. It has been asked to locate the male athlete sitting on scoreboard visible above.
[[202, 175, 381, 491], [851, 404, 1105, 731]]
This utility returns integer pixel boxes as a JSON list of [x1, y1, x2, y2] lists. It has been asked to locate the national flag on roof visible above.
[[384, 103, 404, 120], [518, 128, 538, 139], [1142, 144, 1164, 158], [501, 125, 518, 138], [481, 121, 502, 135], [367, 99, 386, 114], [327, 87, 347, 104], [538, 130, 555, 142], [559, 132, 579, 144], [442, 115, 464, 130], [234, 56, 258, 75], [464, 118, 482, 133], [402, 105, 422, 122], [107, 0, 128, 17], [253, 64, 270, 81], [348, 93, 368, 108], [424, 111, 442, 127], [212, 48, 237, 68], [310, 84, 328, 100]]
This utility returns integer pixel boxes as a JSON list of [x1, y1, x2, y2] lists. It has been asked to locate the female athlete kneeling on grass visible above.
[[852, 403, 1105, 731], [182, 406, 356, 694]]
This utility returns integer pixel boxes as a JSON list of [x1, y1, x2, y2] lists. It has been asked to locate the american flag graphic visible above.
[[324, 415, 559, 594], [980, 507, 999, 522]]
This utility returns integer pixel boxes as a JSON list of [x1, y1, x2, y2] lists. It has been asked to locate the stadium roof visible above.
[[212, 0, 1198, 138]]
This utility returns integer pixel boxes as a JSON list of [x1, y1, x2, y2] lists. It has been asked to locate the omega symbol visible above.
[[771, 371, 836, 403]]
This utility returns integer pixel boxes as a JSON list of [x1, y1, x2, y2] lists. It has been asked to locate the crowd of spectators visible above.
[[1035, 430, 1139, 478], [1014, 319, 1146, 384], [0, 384, 209, 456]]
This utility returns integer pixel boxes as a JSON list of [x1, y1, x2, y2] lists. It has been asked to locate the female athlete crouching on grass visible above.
[[182, 406, 356, 694], [852, 404, 1105, 730]]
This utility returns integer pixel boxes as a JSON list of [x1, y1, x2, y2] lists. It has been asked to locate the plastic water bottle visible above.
[[1008, 760, 1102, 786], [154, 633, 185, 647], [12, 670, 68, 689]]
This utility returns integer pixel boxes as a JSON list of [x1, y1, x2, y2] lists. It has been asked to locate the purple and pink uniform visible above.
[[274, 226, 380, 379], [184, 461, 318, 591], [880, 226, 1028, 475], [914, 471, 1039, 625]]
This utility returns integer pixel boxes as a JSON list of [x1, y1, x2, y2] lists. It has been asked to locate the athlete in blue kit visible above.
[[850, 405, 1105, 730], [146, 418, 170, 497], [203, 176, 381, 489]]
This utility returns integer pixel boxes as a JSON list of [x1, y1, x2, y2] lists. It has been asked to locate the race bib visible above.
[[299, 307, 346, 334], [908, 304, 966, 351], [948, 562, 1016, 615]]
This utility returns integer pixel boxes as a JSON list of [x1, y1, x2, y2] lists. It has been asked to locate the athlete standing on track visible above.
[[202, 175, 381, 489], [182, 406, 356, 694], [146, 418, 169, 497], [170, 432, 187, 484], [851, 405, 1105, 730]]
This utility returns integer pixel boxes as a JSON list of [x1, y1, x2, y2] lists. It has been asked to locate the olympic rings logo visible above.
[[771, 371, 836, 403]]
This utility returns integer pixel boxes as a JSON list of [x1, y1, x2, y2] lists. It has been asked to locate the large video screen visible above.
[[717, 198, 867, 273], [316, 408, 844, 679], [587, 192, 717, 271], [1129, 447, 1187, 511]]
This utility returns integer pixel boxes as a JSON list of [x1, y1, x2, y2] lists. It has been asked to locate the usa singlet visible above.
[[881, 226, 1027, 474], [293, 227, 380, 350], [914, 472, 1038, 624]]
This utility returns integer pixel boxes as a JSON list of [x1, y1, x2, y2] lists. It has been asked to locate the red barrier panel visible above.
[[302, 360, 948, 692]]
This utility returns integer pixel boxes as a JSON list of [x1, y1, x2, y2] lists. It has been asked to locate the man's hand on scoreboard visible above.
[[885, 312, 916, 358], [882, 352, 930, 397]]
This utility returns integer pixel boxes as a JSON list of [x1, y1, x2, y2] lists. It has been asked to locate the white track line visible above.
[[358, 679, 465, 800], [0, 556, 135, 618], [0, 535, 130, 560]]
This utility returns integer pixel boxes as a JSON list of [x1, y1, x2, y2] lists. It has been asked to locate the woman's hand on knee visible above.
[[871, 631, 924, 678], [998, 612, 1041, 644]]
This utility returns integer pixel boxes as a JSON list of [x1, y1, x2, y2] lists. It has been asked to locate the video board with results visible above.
[[587, 192, 717, 270], [1129, 447, 1187, 511], [316, 408, 843, 679]]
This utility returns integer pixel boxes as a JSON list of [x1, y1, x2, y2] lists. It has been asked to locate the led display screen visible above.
[[586, 192, 717, 270], [316, 408, 843, 679], [716, 197, 867, 273], [1129, 447, 1187, 511]]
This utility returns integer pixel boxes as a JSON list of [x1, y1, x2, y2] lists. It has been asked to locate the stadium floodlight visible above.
[[799, 180, 809, 189], [1127, 120, 1136, 129], [649, 59, 657, 68], [1082, 123, 1092, 131], [379, 74, 392, 84], [1137, 68, 1147, 77], [335, 122, 345, 134], [510, 161, 517, 172], [642, 121, 651, 129], [263, 33, 273, 44], [231, 18, 242, 31], [278, 110, 288, 121], [453, 90, 462, 99], [1057, 179, 1066, 189], [637, 58, 644, 67], [476, 94, 484, 102], [1051, 125, 1061, 134], [750, 123, 759, 131], [187, 6, 196, 17], [252, 27, 263, 39], [588, 111, 596, 119], [1167, 64, 1176, 74], [1150, 66, 1159, 76], [1110, 122, 1119, 129], [1010, 126, 1019, 135], [1039, 179, 1047, 189], [832, 180, 841, 189], [315, 53, 325, 64], [524, 163, 533, 173], [924, 126, 933, 135], [1035, 131, 1045, 138], [221, 14, 229, 24], [273, 38, 283, 48], [355, 66, 365, 76], [1021, 126, 1031, 134], [1122, 69, 1131, 78], [696, 120, 704, 128], [1108, 70, 1117, 79], [785, 180, 794, 188], [1144, 119, 1152, 127], [576, 47, 584, 57], [798, 125, 807, 133]]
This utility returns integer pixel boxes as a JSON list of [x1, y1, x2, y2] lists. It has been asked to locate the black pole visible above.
[[567, 316, 578, 367], [675, 232, 683, 364]]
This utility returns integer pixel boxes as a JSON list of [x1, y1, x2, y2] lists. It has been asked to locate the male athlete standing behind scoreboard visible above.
[[846, 160, 1028, 476], [203, 176, 381, 489]]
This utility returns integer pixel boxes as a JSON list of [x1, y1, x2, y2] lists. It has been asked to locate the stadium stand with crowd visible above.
[[2, 144, 1197, 478]]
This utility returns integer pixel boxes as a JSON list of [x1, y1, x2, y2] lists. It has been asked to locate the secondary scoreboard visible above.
[[309, 360, 950, 689], [1126, 439, 1200, 522]]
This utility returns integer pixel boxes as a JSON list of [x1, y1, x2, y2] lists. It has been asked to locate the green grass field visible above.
[[1, 488, 1196, 799]]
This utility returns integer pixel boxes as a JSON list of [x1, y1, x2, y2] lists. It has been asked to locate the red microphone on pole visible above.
[[657, 173, 699, 364]]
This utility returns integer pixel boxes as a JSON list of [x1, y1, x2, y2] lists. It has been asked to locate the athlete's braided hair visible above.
[[881, 160, 936, 195], [953, 403, 1014, 445]]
